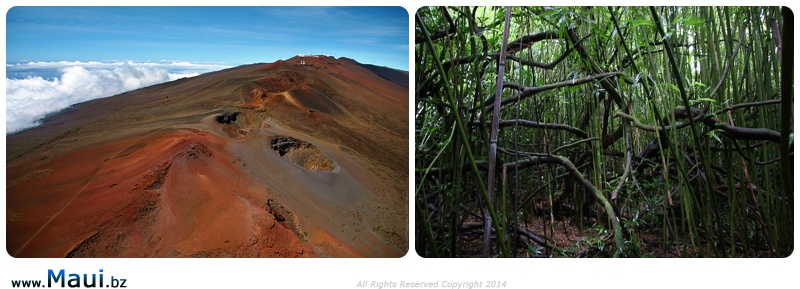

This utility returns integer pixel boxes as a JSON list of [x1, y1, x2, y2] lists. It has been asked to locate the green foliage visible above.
[[525, 243, 544, 256], [621, 211, 646, 255], [415, 6, 789, 258], [689, 97, 715, 105], [706, 128, 724, 144]]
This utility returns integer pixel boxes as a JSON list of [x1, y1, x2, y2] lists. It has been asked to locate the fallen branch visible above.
[[675, 106, 781, 143], [614, 106, 781, 143], [469, 119, 589, 138], [506, 31, 560, 53], [481, 71, 626, 112]]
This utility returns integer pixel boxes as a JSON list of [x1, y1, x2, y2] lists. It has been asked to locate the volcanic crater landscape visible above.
[[6, 56, 409, 257]]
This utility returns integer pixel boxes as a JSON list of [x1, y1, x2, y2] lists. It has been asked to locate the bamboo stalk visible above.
[[779, 6, 793, 257], [416, 10, 510, 258]]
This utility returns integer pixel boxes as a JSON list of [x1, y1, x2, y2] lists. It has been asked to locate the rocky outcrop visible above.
[[270, 136, 336, 172]]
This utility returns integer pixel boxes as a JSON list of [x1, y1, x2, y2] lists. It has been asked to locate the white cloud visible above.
[[5, 61, 230, 134], [168, 73, 201, 80]]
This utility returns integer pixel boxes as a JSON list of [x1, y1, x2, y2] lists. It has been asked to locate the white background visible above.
[[2, 1, 798, 289]]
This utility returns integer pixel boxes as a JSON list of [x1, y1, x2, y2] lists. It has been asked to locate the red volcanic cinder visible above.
[[6, 56, 409, 258]]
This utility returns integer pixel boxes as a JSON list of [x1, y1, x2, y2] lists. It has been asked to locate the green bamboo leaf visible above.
[[666, 83, 680, 92], [671, 15, 682, 26], [707, 129, 723, 144], [690, 97, 716, 105], [683, 17, 705, 27]]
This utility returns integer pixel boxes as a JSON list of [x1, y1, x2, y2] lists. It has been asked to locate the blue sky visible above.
[[5, 6, 408, 133], [6, 6, 409, 70]]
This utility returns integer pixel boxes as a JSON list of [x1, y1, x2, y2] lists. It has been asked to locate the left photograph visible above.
[[6, 6, 409, 258]]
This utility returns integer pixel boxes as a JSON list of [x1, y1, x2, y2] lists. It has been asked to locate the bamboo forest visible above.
[[414, 6, 793, 257]]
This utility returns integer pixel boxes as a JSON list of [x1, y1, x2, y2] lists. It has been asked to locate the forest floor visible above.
[[454, 214, 769, 258]]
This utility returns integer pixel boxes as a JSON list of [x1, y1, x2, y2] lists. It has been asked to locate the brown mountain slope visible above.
[[6, 56, 408, 257]]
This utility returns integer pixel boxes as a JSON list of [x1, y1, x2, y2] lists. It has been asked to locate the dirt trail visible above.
[[12, 127, 166, 256]]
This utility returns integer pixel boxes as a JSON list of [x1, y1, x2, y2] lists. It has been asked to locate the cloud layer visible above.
[[6, 61, 230, 133]]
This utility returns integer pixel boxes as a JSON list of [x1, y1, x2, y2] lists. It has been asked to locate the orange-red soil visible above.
[[6, 56, 408, 257]]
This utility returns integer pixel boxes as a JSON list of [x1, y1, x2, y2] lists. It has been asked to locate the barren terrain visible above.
[[7, 56, 408, 257]]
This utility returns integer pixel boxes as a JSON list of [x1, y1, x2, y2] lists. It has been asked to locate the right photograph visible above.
[[415, 6, 792, 257]]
